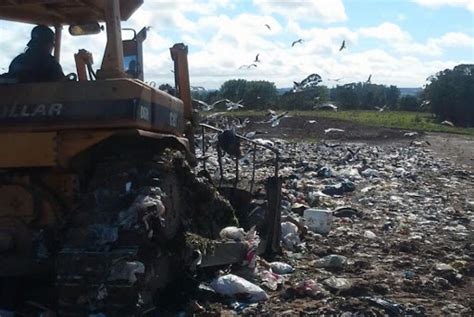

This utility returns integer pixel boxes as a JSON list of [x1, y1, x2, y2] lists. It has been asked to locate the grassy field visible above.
[[224, 110, 474, 136]]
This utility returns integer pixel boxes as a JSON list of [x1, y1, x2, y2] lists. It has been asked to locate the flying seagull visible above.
[[366, 74, 372, 83], [254, 53, 260, 63], [292, 73, 323, 93], [266, 111, 289, 127], [265, 24, 271, 30], [375, 105, 387, 112], [193, 98, 227, 112], [441, 120, 454, 127], [339, 40, 346, 51], [420, 100, 431, 108], [238, 63, 258, 69], [225, 99, 244, 111], [291, 39, 304, 47]]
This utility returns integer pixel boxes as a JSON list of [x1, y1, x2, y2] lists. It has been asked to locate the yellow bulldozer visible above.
[[0, 0, 275, 315]]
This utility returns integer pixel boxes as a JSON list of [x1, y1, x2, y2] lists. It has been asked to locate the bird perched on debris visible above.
[[291, 39, 304, 47], [217, 129, 241, 158], [339, 40, 346, 51]]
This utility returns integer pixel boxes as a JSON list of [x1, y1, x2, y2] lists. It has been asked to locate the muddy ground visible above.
[[185, 114, 474, 316]]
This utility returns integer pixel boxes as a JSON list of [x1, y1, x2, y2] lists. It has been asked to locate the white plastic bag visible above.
[[219, 226, 245, 240], [210, 274, 269, 302], [270, 261, 294, 274], [281, 221, 300, 249]]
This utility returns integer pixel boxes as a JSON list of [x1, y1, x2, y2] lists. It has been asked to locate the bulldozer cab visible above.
[[0, 0, 194, 169], [122, 27, 147, 80]]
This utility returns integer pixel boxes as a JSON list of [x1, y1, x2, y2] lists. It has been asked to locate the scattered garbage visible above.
[[333, 206, 361, 218], [210, 274, 269, 302], [303, 208, 333, 234], [314, 255, 347, 269], [323, 276, 352, 291], [192, 127, 473, 315], [322, 180, 355, 196], [362, 297, 405, 316], [363, 230, 377, 239], [292, 279, 327, 298], [259, 270, 284, 291]]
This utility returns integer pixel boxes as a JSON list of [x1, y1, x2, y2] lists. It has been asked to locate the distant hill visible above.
[[399, 87, 422, 96]]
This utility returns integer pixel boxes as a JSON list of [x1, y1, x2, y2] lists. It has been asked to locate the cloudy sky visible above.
[[1, 0, 473, 89]]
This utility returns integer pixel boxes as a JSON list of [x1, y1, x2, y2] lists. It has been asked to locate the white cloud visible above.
[[412, 0, 474, 11], [357, 22, 473, 57], [428, 31, 474, 48], [359, 23, 410, 43], [253, 0, 347, 23], [0, 1, 472, 89]]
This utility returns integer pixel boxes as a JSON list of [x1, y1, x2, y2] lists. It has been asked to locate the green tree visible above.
[[279, 86, 329, 110], [219, 79, 248, 102], [330, 82, 400, 110], [218, 79, 278, 110], [424, 64, 474, 126], [398, 95, 419, 111]]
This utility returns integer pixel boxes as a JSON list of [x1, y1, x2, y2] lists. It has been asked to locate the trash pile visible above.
[[188, 136, 473, 315]]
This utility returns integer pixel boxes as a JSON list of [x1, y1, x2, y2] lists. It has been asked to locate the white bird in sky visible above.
[[339, 40, 346, 51], [291, 39, 304, 47]]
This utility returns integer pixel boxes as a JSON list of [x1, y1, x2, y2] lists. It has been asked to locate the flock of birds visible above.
[[192, 24, 454, 158]]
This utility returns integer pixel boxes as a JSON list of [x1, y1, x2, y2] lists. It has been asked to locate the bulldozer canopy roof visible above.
[[0, 0, 143, 25]]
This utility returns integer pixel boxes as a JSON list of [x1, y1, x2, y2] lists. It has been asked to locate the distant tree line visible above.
[[187, 63, 473, 127]]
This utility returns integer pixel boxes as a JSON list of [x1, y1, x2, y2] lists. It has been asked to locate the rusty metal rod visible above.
[[235, 156, 239, 188], [250, 144, 257, 192], [201, 125, 206, 170]]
